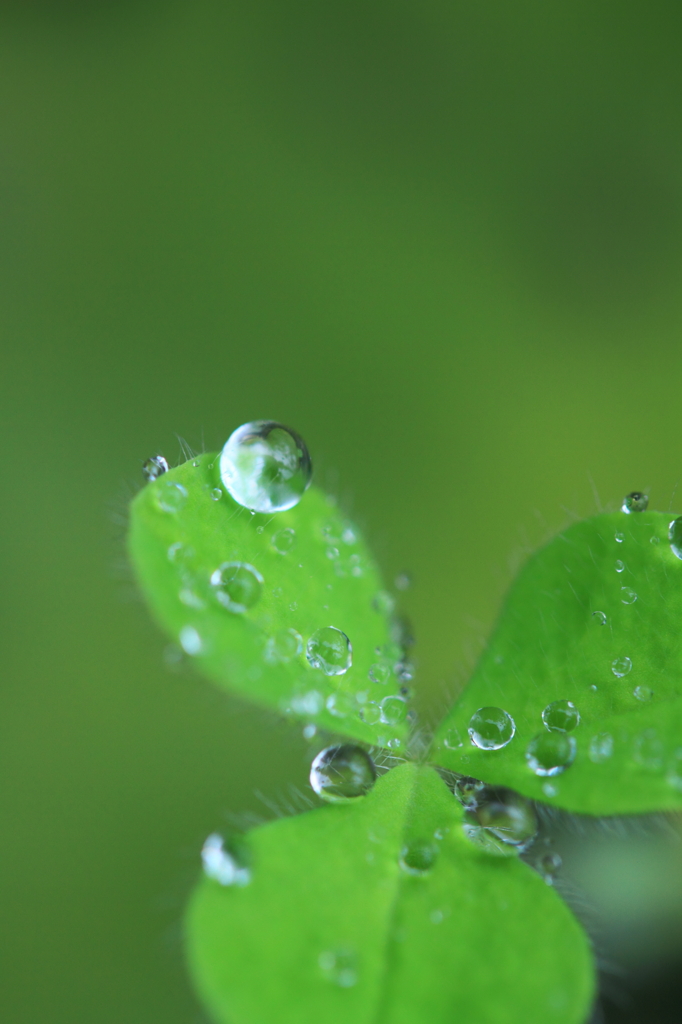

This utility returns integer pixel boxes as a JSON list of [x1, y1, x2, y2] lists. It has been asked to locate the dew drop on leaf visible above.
[[620, 587, 637, 604], [611, 656, 632, 678], [454, 777, 485, 808], [669, 516, 682, 560], [155, 480, 188, 513], [210, 562, 263, 613], [142, 454, 169, 481], [219, 420, 312, 513], [359, 702, 381, 725], [633, 685, 653, 703], [394, 571, 412, 591], [201, 834, 250, 887], [542, 700, 580, 733], [615, 559, 625, 573], [467, 788, 538, 851], [443, 727, 464, 751], [263, 628, 302, 663], [592, 610, 607, 625], [368, 662, 390, 684], [468, 707, 516, 750], [179, 625, 203, 656], [667, 749, 682, 791], [318, 949, 358, 988], [306, 626, 352, 676], [615, 531, 624, 543], [622, 491, 648, 513], [399, 840, 438, 875], [588, 733, 614, 763], [536, 850, 562, 884], [525, 732, 576, 776], [210, 487, 222, 501], [309, 744, 376, 803], [372, 590, 395, 615], [326, 692, 356, 718], [380, 695, 407, 726], [271, 527, 296, 554], [633, 728, 664, 770]]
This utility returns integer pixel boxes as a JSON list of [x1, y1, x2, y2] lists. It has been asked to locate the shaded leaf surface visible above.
[[128, 454, 407, 747], [188, 764, 594, 1024], [433, 512, 682, 814]]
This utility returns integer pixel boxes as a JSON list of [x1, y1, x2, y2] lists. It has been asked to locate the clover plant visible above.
[[129, 424, 682, 1024]]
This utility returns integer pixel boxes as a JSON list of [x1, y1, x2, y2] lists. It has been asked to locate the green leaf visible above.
[[188, 763, 594, 1024], [432, 511, 682, 814], [128, 454, 409, 748]]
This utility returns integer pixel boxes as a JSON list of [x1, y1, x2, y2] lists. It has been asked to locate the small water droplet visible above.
[[615, 559, 625, 573], [526, 732, 576, 776], [542, 782, 558, 798], [303, 723, 317, 740], [622, 491, 648, 513], [611, 656, 632, 678], [536, 850, 562, 884], [326, 692, 356, 718], [468, 707, 516, 750], [289, 601, 298, 612], [142, 455, 169, 481], [342, 527, 357, 545], [454, 777, 485, 808], [670, 517, 682, 560], [633, 685, 653, 702], [368, 662, 390, 684], [359, 702, 381, 725], [372, 591, 395, 615], [589, 684, 598, 692], [651, 534, 660, 545], [306, 627, 352, 676], [588, 733, 614, 763], [210, 487, 222, 501], [542, 700, 580, 733], [264, 628, 303, 663], [155, 480, 188, 514], [615, 531, 625, 543], [326, 546, 340, 560], [633, 728, 664, 770], [290, 690, 324, 716], [272, 527, 296, 554], [219, 420, 312, 513], [380, 695, 407, 727], [430, 909, 445, 924], [621, 587, 637, 604], [179, 589, 205, 609], [318, 949, 358, 988], [592, 610, 607, 625], [310, 745, 376, 803], [210, 562, 263, 613], [666, 749, 682, 791], [399, 840, 438, 875], [443, 727, 464, 751], [201, 834, 250, 886], [179, 625, 203, 656], [394, 571, 412, 591]]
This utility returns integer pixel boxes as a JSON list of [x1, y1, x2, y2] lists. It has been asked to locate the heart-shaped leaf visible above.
[[188, 763, 594, 1024], [128, 454, 409, 748], [433, 511, 682, 814]]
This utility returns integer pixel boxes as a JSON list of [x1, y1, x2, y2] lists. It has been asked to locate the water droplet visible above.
[[430, 909, 445, 924], [289, 601, 298, 612], [615, 531, 625, 543], [272, 527, 296, 554], [318, 949, 358, 988], [209, 487, 222, 501], [454, 777, 485, 808], [387, 737, 401, 749], [310, 745, 376, 803], [468, 707, 516, 750], [326, 546, 340, 560], [461, 818, 518, 857], [633, 728, 664, 770], [290, 690, 324, 716], [443, 727, 464, 751], [306, 627, 352, 676], [542, 781, 558, 798], [163, 644, 184, 671], [342, 527, 357, 545], [670, 517, 682, 560], [359, 702, 381, 725], [179, 625, 203, 656], [588, 733, 614, 763], [467, 788, 538, 851], [264, 628, 302, 663], [615, 559, 625, 573], [210, 562, 263, 613], [302, 723, 317, 740], [394, 571, 412, 591], [525, 732, 576, 776], [155, 480, 188, 513], [536, 850, 562, 884], [651, 534, 661, 545], [372, 591, 395, 615], [542, 700, 580, 733], [621, 587, 637, 604], [380, 695, 407, 727], [622, 491, 648, 513], [201, 834, 250, 887], [399, 840, 438, 875], [179, 589, 205, 609], [143, 455, 169, 481], [219, 420, 312, 513], [592, 610, 607, 625], [633, 685, 653, 702], [666, 749, 682, 791], [589, 684, 598, 692], [326, 692, 356, 718], [368, 662, 390, 684], [611, 656, 632, 678]]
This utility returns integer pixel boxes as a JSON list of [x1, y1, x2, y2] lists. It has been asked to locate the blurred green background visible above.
[[2, 2, 682, 1021]]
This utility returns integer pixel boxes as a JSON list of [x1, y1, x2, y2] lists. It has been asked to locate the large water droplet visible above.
[[633, 728, 664, 770], [309, 745, 376, 803], [272, 527, 296, 554], [318, 949, 358, 988], [468, 707, 515, 750], [611, 656, 632, 678], [466, 788, 538, 851], [633, 684, 653, 703], [210, 562, 263, 613], [201, 834, 250, 886], [526, 732, 576, 776], [306, 627, 352, 676], [542, 700, 580, 733], [622, 491, 648, 513], [155, 480, 188, 513], [399, 840, 438, 875], [179, 625, 203, 656], [264, 628, 302, 663], [620, 587, 637, 605], [219, 421, 312, 513], [592, 610, 607, 625], [380, 695, 407, 727], [669, 517, 682, 560], [588, 732, 614, 763], [143, 455, 169, 481]]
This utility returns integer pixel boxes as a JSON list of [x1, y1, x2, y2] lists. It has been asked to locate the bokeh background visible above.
[[2, 2, 682, 1021]]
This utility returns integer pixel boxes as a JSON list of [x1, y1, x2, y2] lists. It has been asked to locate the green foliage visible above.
[[188, 764, 594, 1024], [433, 511, 682, 815], [128, 453, 408, 749]]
